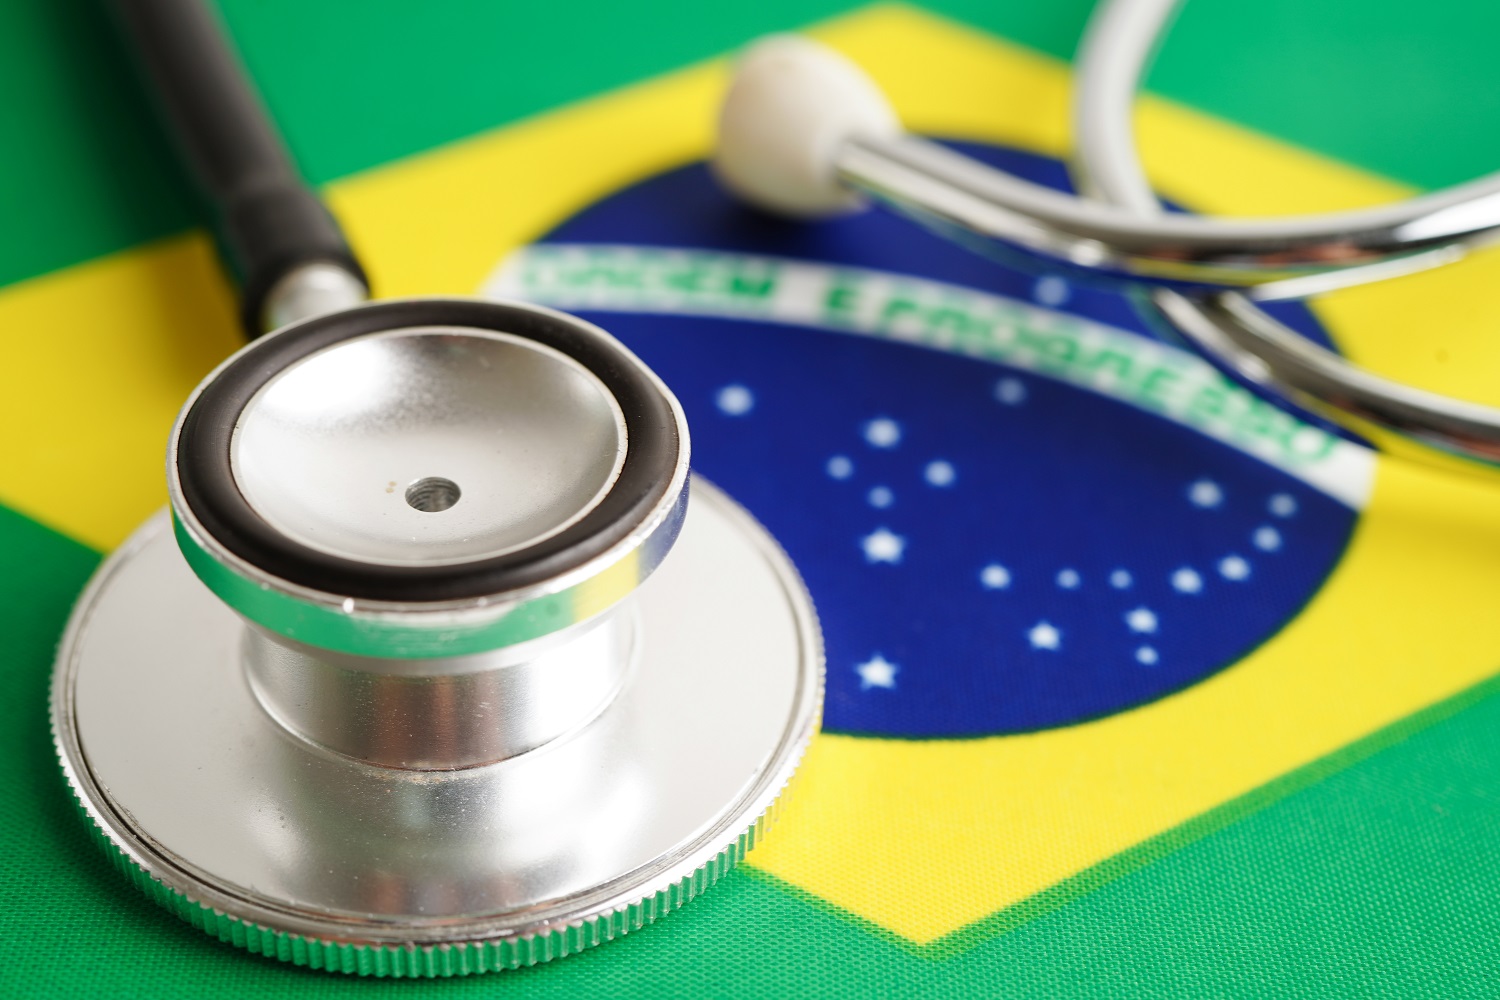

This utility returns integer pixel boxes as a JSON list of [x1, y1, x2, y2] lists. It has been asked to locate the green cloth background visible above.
[[3, 0, 1500, 995]]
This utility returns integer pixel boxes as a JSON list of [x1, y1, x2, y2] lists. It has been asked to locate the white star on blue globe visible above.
[[856, 654, 899, 690], [980, 563, 1011, 590], [1253, 525, 1282, 551], [715, 384, 754, 416], [1029, 621, 1062, 650], [1172, 567, 1204, 594], [1188, 478, 1224, 509], [1219, 555, 1251, 581], [864, 417, 901, 449], [994, 377, 1027, 405], [924, 460, 956, 487], [861, 528, 906, 564]]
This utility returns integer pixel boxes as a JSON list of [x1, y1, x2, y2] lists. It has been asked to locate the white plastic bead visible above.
[[714, 35, 900, 217]]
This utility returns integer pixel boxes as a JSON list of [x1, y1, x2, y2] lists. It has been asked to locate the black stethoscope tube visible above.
[[110, 0, 367, 336]]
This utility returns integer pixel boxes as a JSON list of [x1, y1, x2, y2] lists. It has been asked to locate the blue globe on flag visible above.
[[487, 142, 1365, 738]]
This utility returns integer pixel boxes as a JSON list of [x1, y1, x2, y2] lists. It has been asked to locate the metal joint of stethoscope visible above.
[[54, 0, 820, 975], [713, 0, 1500, 472]]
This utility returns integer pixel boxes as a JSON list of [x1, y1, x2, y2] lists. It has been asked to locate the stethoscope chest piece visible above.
[[52, 298, 823, 975]]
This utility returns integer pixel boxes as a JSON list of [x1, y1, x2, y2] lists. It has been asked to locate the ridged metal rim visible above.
[[53, 753, 809, 976]]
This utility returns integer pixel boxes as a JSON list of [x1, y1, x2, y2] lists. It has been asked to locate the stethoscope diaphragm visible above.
[[55, 0, 823, 975], [55, 297, 822, 974]]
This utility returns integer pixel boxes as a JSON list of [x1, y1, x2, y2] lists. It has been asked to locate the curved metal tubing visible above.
[[831, 3, 1500, 295], [1072, 0, 1500, 469]]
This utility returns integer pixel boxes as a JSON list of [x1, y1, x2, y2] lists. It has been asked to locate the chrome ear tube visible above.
[[52, 0, 821, 976], [1069, 0, 1500, 470], [714, 6, 1500, 474]]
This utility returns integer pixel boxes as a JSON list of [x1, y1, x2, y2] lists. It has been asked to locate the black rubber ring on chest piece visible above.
[[175, 298, 682, 603]]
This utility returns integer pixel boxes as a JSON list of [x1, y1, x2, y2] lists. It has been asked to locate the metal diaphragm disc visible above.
[[51, 480, 822, 976], [231, 326, 629, 567]]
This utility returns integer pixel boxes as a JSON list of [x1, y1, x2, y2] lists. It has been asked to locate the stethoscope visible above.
[[714, 0, 1500, 473], [52, 0, 819, 977], [54, 0, 1487, 980]]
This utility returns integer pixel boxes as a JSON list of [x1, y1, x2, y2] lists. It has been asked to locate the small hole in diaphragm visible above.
[[405, 477, 462, 513]]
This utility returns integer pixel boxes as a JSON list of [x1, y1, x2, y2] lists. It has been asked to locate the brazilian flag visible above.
[[4, 1, 1500, 995]]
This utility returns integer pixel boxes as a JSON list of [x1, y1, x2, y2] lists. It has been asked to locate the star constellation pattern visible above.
[[799, 391, 1324, 710]]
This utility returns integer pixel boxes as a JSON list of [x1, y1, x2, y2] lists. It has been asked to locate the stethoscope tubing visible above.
[[110, 0, 369, 335], [1072, 0, 1500, 467], [835, 133, 1495, 297], [831, 0, 1500, 298]]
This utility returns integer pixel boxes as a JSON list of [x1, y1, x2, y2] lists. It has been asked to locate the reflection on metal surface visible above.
[[232, 327, 628, 568], [53, 481, 822, 966], [261, 261, 369, 332], [243, 610, 637, 769], [167, 300, 692, 660], [1070, 0, 1500, 474]]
